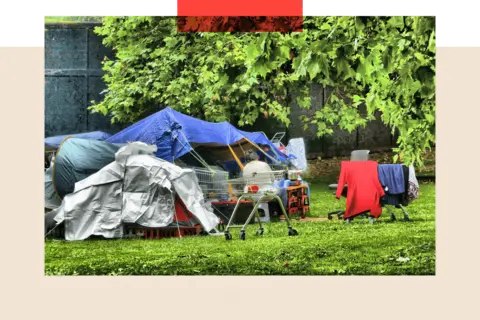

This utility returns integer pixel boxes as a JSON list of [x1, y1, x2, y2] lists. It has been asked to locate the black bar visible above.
[[440, 8, 480, 40]]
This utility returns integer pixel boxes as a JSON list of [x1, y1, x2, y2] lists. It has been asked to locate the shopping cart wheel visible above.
[[256, 228, 264, 236], [288, 227, 298, 236], [224, 231, 232, 241], [403, 217, 412, 222], [240, 230, 246, 241], [390, 214, 397, 222]]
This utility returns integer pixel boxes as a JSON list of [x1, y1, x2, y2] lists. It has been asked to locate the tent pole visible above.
[[259, 132, 283, 159], [242, 137, 281, 164], [227, 145, 244, 171], [174, 135, 211, 170]]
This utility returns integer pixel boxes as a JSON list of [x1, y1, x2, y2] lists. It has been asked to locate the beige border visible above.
[[0, 46, 478, 319]]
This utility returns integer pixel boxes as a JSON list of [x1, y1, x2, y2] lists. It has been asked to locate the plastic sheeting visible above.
[[52, 138, 121, 198], [44, 167, 61, 209], [107, 107, 287, 162], [45, 131, 112, 149], [52, 142, 220, 240], [285, 138, 307, 171]]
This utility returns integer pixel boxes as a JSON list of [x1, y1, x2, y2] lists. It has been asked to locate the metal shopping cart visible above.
[[222, 170, 299, 240], [191, 167, 230, 201]]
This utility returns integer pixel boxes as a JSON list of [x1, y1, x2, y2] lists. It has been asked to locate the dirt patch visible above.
[[298, 217, 329, 222]]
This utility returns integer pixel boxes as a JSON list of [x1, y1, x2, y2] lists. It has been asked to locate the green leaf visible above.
[[428, 30, 436, 53], [307, 58, 321, 80], [292, 52, 312, 77], [388, 16, 404, 29], [414, 52, 427, 65], [335, 58, 353, 79], [277, 46, 291, 61], [317, 54, 330, 78], [320, 23, 331, 30], [245, 43, 260, 61], [257, 33, 268, 53], [296, 96, 312, 109], [425, 113, 435, 123], [355, 17, 365, 30], [239, 85, 250, 92], [253, 60, 270, 78]]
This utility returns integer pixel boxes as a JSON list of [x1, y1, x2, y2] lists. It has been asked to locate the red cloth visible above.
[[336, 161, 385, 219]]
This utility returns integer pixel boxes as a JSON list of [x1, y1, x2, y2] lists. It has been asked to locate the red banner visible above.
[[177, 16, 303, 32]]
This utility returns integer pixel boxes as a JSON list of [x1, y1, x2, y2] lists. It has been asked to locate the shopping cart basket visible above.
[[221, 170, 299, 240], [191, 167, 230, 201]]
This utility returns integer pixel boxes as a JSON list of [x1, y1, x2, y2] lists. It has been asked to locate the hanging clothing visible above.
[[408, 165, 419, 187], [400, 165, 410, 206], [378, 164, 405, 195], [379, 164, 409, 206], [336, 161, 385, 219], [407, 165, 419, 202], [381, 194, 400, 206]]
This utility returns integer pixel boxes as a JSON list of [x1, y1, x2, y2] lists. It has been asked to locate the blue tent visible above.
[[107, 107, 288, 163], [45, 131, 112, 149]]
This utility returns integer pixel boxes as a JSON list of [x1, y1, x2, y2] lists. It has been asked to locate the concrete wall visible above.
[[44, 23, 124, 137]]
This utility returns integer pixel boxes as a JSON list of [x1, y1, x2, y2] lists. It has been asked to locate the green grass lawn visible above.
[[44, 181, 435, 276]]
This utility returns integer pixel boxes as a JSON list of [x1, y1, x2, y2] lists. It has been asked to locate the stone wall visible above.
[[44, 23, 124, 137]]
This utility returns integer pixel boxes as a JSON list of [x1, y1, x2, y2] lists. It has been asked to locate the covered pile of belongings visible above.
[[44, 131, 113, 170], [44, 137, 123, 211], [45, 142, 220, 241], [44, 107, 312, 237]]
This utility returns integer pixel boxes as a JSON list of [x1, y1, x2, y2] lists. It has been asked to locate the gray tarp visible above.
[[52, 142, 220, 240], [285, 138, 307, 172]]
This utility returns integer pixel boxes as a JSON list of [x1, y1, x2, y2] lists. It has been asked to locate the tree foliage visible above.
[[91, 16, 435, 165]]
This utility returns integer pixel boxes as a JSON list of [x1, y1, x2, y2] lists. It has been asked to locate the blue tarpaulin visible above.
[[107, 107, 288, 162], [45, 131, 112, 149]]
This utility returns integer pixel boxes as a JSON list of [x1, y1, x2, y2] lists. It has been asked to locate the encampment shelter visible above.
[[106, 107, 289, 171]]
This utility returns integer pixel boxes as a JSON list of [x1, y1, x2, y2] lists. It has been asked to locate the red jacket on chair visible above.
[[336, 161, 385, 219]]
